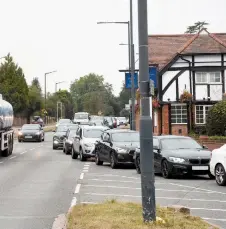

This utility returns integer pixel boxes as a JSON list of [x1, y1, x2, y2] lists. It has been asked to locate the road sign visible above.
[[149, 66, 157, 87], [125, 72, 138, 89], [149, 79, 155, 96], [125, 104, 130, 110]]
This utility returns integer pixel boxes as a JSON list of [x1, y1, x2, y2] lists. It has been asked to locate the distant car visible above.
[[63, 128, 78, 154], [103, 117, 115, 129], [71, 125, 108, 161], [210, 145, 226, 186], [56, 119, 72, 129], [95, 129, 140, 168], [31, 116, 44, 127], [18, 124, 44, 142], [118, 117, 128, 126], [53, 125, 69, 149], [90, 116, 104, 126], [73, 112, 90, 124], [134, 135, 212, 178]]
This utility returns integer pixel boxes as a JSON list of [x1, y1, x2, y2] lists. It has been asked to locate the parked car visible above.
[[118, 117, 128, 126], [103, 117, 115, 129], [90, 116, 104, 126], [18, 124, 45, 142], [56, 119, 72, 129], [53, 125, 69, 149], [71, 125, 108, 161], [134, 135, 212, 178], [63, 128, 78, 154], [31, 116, 44, 127], [95, 129, 139, 169], [210, 144, 226, 186]]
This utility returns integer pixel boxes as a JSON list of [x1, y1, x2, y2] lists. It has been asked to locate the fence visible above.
[[13, 116, 56, 127]]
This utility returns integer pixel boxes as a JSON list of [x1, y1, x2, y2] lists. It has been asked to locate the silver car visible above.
[[71, 125, 109, 161]]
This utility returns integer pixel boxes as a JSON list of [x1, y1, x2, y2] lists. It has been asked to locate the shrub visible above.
[[193, 125, 207, 135], [206, 101, 226, 136]]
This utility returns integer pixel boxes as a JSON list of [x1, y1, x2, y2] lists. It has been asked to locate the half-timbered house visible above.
[[147, 29, 226, 135]]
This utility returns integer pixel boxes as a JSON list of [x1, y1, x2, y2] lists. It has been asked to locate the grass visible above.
[[43, 125, 55, 132], [208, 136, 226, 140], [67, 200, 217, 229]]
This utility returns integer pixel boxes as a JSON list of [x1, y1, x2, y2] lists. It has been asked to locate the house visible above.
[[136, 29, 226, 136]]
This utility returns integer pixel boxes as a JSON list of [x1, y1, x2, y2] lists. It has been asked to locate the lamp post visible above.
[[97, 21, 136, 130], [138, 0, 156, 222], [44, 70, 57, 123], [55, 81, 65, 92]]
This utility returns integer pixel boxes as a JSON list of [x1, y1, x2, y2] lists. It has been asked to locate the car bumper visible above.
[[53, 140, 63, 148], [116, 153, 134, 164], [83, 146, 96, 158], [210, 163, 215, 176], [168, 161, 210, 175], [18, 135, 41, 141]]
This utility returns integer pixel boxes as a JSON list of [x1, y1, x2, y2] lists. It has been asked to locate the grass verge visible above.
[[43, 125, 55, 132], [67, 200, 217, 229]]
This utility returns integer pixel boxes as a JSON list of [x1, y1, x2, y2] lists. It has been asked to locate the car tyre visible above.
[[215, 163, 226, 186], [18, 139, 21, 143], [208, 172, 215, 180], [80, 148, 86, 161], [53, 145, 57, 150], [161, 160, 172, 179], [110, 152, 117, 169], [95, 153, 103, 165], [135, 156, 141, 174], [71, 147, 78, 159]]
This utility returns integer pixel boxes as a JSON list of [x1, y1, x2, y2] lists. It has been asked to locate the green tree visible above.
[[118, 83, 130, 110], [185, 21, 209, 34], [0, 54, 29, 114], [206, 101, 226, 136]]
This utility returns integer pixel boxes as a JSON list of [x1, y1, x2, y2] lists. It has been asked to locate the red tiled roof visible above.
[[148, 29, 226, 70]]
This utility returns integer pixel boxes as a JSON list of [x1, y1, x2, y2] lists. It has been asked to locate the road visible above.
[[0, 133, 83, 229]]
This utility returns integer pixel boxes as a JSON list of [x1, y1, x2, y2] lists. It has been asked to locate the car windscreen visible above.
[[22, 125, 40, 130], [68, 125, 78, 130], [74, 114, 88, 119], [112, 132, 139, 142], [59, 119, 71, 123], [83, 129, 104, 138], [56, 126, 68, 132], [161, 138, 202, 150]]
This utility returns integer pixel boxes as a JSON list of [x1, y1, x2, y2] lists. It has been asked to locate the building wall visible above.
[[162, 105, 169, 134], [171, 124, 188, 136]]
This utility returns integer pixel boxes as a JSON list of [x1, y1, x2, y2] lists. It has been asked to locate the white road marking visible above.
[[83, 185, 212, 194], [70, 197, 77, 208], [30, 148, 35, 151], [84, 162, 91, 165], [88, 179, 140, 183], [87, 173, 139, 180], [20, 151, 27, 155], [202, 217, 226, 222], [83, 164, 90, 167], [74, 184, 81, 194], [168, 182, 226, 195], [80, 173, 84, 180], [83, 170, 89, 172], [84, 192, 226, 203], [191, 207, 226, 212], [9, 156, 16, 159]]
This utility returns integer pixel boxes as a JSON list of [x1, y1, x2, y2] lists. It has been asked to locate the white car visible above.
[[210, 144, 226, 186]]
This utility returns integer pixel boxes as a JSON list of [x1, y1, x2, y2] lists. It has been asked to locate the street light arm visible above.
[[97, 21, 129, 25]]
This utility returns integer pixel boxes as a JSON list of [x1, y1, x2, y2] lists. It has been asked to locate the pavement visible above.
[[0, 132, 83, 229]]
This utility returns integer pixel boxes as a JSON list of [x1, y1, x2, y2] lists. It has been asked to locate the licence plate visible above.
[[25, 136, 32, 139], [192, 166, 208, 170]]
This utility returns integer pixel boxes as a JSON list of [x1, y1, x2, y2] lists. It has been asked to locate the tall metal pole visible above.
[[130, 0, 136, 131], [138, 0, 156, 222], [44, 73, 47, 112]]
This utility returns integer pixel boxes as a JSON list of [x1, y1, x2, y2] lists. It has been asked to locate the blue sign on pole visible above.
[[149, 66, 157, 87], [125, 72, 138, 89]]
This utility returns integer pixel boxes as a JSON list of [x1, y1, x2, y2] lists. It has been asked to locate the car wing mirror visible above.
[[203, 145, 208, 149]]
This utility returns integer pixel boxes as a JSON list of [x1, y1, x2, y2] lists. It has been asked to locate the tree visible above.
[[120, 108, 130, 118], [70, 73, 119, 115], [0, 54, 29, 114], [206, 101, 226, 136], [118, 83, 131, 110], [185, 21, 209, 34]]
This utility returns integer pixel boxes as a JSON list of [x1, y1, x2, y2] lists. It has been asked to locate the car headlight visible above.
[[84, 143, 94, 148], [168, 157, 186, 163], [18, 132, 23, 136], [36, 132, 40, 135], [68, 140, 73, 145], [116, 147, 128, 154]]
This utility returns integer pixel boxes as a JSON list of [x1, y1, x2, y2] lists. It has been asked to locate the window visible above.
[[195, 105, 212, 124], [196, 72, 221, 84], [171, 105, 187, 124]]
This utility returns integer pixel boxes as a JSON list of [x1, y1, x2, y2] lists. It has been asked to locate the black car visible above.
[[95, 129, 140, 168], [53, 125, 68, 149], [134, 135, 212, 178], [63, 125, 79, 154], [18, 124, 44, 142]]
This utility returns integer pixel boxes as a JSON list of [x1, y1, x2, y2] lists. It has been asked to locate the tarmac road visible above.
[[0, 133, 83, 229]]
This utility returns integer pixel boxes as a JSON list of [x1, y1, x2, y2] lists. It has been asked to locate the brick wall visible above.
[[135, 112, 140, 131], [171, 124, 188, 136], [162, 105, 169, 134]]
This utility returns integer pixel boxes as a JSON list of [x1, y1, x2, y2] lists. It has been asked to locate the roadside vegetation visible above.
[[67, 200, 216, 229]]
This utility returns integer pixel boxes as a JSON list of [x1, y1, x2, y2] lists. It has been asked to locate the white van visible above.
[[73, 112, 90, 124]]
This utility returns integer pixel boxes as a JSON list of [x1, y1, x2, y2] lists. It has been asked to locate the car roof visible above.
[[155, 135, 192, 140], [105, 129, 138, 134], [82, 125, 108, 130]]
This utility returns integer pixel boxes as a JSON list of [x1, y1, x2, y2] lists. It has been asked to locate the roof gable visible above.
[[148, 29, 226, 71]]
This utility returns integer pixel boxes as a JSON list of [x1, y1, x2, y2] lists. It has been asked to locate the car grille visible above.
[[189, 159, 210, 165]]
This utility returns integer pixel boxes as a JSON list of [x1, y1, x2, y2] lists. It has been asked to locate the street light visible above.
[[97, 20, 136, 130], [44, 70, 57, 115], [55, 81, 66, 92]]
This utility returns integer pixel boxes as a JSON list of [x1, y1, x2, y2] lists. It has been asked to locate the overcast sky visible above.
[[0, 0, 225, 95]]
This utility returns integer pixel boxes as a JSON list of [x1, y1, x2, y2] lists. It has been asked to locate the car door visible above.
[[74, 128, 81, 153], [64, 130, 70, 151], [102, 133, 112, 162], [154, 138, 162, 173]]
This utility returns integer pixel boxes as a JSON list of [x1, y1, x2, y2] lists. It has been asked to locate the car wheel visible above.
[[95, 153, 103, 165], [80, 148, 86, 161], [38, 136, 42, 142], [215, 164, 226, 186], [63, 146, 65, 153], [135, 156, 141, 174], [18, 139, 21, 143], [53, 145, 57, 150], [71, 147, 78, 159], [161, 160, 172, 179], [110, 152, 117, 169]]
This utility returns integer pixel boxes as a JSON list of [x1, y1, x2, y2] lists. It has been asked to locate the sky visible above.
[[0, 0, 225, 95]]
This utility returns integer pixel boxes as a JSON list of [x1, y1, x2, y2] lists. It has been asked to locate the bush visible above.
[[206, 101, 226, 136], [193, 126, 207, 135]]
